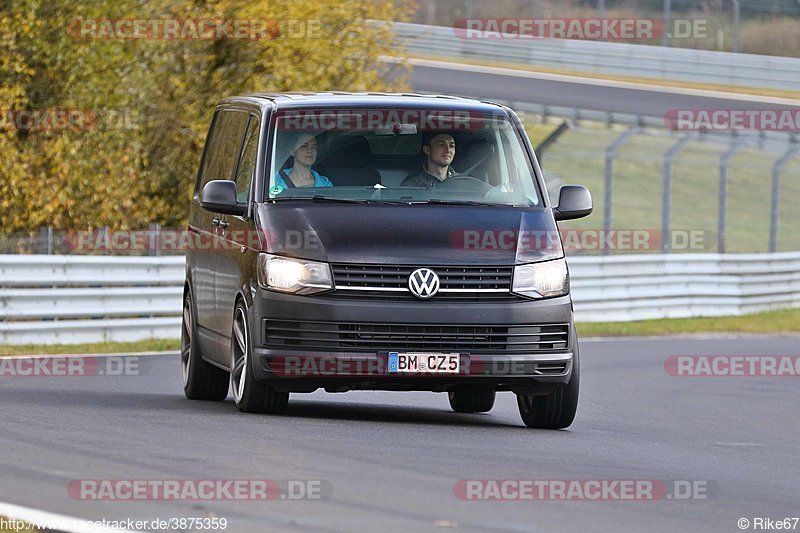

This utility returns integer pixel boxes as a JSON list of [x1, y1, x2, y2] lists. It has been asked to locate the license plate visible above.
[[388, 352, 460, 373]]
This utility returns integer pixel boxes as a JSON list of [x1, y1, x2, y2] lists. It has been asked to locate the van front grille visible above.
[[326, 264, 517, 301]]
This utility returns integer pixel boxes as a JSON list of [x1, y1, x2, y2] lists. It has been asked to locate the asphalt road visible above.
[[2, 336, 799, 532], [406, 59, 800, 116]]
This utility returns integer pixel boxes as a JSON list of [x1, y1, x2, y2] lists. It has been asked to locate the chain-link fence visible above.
[[524, 106, 800, 254], [0, 225, 186, 256]]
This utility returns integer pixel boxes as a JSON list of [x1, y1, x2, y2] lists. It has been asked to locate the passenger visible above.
[[274, 132, 333, 189], [402, 133, 458, 187]]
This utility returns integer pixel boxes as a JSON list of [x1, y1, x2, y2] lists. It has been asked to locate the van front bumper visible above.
[[250, 289, 576, 393]]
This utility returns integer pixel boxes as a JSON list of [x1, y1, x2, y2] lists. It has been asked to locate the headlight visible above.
[[257, 253, 333, 294], [512, 258, 569, 299]]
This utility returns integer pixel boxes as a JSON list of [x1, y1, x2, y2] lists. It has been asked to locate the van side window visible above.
[[196, 109, 249, 196], [233, 116, 260, 203]]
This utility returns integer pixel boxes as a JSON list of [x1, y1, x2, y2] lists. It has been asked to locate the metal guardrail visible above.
[[1, 254, 798, 344], [569, 252, 800, 322], [0, 256, 184, 345], [392, 21, 800, 91]]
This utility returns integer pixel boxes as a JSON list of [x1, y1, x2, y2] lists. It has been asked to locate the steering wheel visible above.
[[435, 175, 494, 194]]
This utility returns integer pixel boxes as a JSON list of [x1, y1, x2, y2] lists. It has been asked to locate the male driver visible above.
[[402, 133, 458, 187]]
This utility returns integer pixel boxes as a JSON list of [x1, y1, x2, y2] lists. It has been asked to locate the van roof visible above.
[[220, 92, 509, 114]]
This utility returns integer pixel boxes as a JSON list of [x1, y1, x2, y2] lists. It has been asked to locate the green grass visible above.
[[0, 338, 179, 356], [577, 307, 800, 337], [529, 121, 800, 253]]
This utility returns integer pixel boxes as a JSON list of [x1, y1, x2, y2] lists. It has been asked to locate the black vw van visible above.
[[182, 93, 592, 428]]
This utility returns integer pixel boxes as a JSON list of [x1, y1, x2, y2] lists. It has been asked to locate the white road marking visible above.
[[0, 500, 138, 533]]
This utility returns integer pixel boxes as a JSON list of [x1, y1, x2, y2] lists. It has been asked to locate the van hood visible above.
[[254, 203, 563, 265]]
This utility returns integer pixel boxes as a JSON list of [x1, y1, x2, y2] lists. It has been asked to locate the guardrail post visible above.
[[536, 120, 571, 160], [149, 223, 161, 256], [530, 0, 541, 18], [718, 135, 746, 253], [38, 226, 53, 255], [100, 225, 110, 255], [662, 134, 695, 252], [603, 126, 641, 254], [770, 141, 799, 253]]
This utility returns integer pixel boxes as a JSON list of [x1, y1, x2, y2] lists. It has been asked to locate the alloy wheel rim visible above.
[[231, 308, 248, 403], [181, 300, 192, 387]]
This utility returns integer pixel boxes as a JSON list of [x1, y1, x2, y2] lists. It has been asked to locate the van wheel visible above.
[[231, 302, 289, 414], [516, 340, 580, 429], [182, 290, 229, 401], [448, 391, 496, 413]]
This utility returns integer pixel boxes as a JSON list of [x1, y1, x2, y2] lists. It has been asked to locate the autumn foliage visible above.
[[0, 0, 410, 232]]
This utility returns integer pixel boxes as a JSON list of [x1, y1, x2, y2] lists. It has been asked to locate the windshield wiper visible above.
[[272, 196, 512, 207], [273, 195, 372, 204], [421, 198, 500, 207]]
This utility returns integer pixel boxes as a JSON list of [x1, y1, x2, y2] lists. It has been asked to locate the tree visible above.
[[0, 0, 412, 232]]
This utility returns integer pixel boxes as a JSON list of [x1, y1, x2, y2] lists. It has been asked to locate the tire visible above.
[[516, 333, 580, 429], [230, 301, 289, 414], [448, 391, 496, 413], [182, 289, 229, 401]]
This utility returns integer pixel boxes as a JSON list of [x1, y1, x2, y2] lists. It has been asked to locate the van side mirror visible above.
[[200, 180, 247, 216], [554, 185, 592, 221]]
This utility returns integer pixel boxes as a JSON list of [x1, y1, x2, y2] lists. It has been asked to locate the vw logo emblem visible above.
[[408, 268, 440, 299]]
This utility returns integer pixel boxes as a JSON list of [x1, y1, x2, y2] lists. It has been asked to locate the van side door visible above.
[[190, 107, 249, 363], [214, 112, 261, 360]]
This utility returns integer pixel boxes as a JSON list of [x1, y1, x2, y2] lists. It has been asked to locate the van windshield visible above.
[[266, 108, 541, 207]]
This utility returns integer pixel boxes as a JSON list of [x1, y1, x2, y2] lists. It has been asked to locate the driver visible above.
[[402, 133, 459, 187]]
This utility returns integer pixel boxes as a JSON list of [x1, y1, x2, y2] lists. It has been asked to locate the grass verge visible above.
[[0, 338, 180, 356], [577, 307, 800, 337]]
